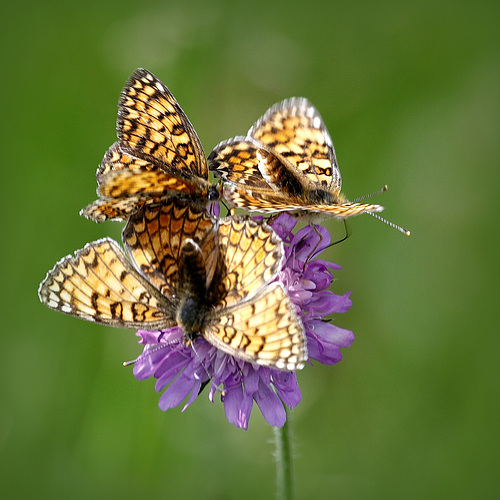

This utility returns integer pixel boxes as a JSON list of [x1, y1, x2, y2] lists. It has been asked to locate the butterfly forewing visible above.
[[214, 216, 284, 308], [117, 68, 208, 178], [249, 97, 340, 190], [38, 238, 174, 329], [205, 283, 307, 371]]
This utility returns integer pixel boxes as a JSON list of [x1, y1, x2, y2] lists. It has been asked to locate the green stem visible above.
[[274, 409, 294, 500]]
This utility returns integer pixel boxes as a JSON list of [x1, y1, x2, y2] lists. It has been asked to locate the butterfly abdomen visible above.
[[177, 295, 206, 340]]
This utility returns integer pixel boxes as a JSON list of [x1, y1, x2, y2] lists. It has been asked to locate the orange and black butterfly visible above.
[[40, 199, 307, 371], [209, 98, 409, 234], [81, 69, 219, 222]]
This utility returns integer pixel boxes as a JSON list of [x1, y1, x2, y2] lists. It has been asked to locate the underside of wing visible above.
[[117, 68, 208, 179], [38, 238, 174, 329], [80, 195, 163, 223], [96, 141, 159, 181], [204, 283, 307, 371], [122, 199, 218, 298], [209, 136, 274, 189], [248, 97, 341, 191], [97, 168, 209, 199], [83, 164, 213, 223], [211, 216, 284, 308], [209, 137, 312, 198]]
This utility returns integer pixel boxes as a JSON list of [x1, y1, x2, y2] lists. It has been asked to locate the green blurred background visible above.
[[2, 0, 498, 498]]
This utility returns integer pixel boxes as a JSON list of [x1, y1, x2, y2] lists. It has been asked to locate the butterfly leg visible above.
[[302, 223, 324, 271], [328, 219, 351, 247]]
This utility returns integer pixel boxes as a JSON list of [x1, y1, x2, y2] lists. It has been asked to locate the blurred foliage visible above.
[[1, 0, 499, 499]]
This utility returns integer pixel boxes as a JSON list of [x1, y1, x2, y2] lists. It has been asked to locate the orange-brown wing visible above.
[[204, 282, 307, 371], [114, 68, 208, 179], [248, 97, 341, 191], [80, 167, 212, 222], [96, 169, 208, 200], [80, 195, 161, 223], [209, 137, 311, 199], [38, 238, 175, 329], [97, 141, 158, 181], [122, 199, 218, 299]]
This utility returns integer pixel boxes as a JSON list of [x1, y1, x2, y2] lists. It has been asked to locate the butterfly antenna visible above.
[[122, 336, 182, 366], [367, 212, 411, 236], [352, 185, 411, 236], [351, 185, 388, 202], [325, 219, 351, 248]]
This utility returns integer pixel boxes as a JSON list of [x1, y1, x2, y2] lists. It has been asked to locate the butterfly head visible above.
[[207, 183, 221, 201]]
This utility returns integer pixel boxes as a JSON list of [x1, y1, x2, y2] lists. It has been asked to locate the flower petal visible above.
[[254, 379, 286, 427]]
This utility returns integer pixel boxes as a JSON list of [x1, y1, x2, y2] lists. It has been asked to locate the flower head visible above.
[[133, 214, 354, 429]]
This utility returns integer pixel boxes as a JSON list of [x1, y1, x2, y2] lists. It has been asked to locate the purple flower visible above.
[[132, 214, 354, 429]]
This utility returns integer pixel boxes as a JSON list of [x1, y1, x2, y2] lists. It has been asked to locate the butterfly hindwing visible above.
[[205, 282, 306, 371], [213, 215, 284, 308]]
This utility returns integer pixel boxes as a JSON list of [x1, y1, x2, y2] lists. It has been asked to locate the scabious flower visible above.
[[132, 213, 354, 429]]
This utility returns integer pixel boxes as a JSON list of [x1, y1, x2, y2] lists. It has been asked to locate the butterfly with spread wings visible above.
[[208, 97, 389, 223], [81, 69, 219, 222], [40, 199, 306, 371]]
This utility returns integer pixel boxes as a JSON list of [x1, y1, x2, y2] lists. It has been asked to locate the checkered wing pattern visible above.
[[211, 216, 284, 308], [248, 97, 340, 190], [38, 238, 175, 329], [82, 69, 216, 222], [122, 199, 218, 298], [80, 168, 211, 222], [105, 68, 207, 179], [205, 282, 307, 371]]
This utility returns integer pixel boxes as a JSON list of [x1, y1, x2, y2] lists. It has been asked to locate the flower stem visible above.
[[274, 409, 294, 500]]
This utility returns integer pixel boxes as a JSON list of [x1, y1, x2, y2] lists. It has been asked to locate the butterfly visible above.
[[80, 69, 219, 222], [39, 198, 307, 371], [208, 97, 388, 223]]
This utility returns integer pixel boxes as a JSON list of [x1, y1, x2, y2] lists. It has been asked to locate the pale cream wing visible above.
[[213, 216, 284, 308], [204, 283, 307, 371], [38, 238, 175, 329]]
